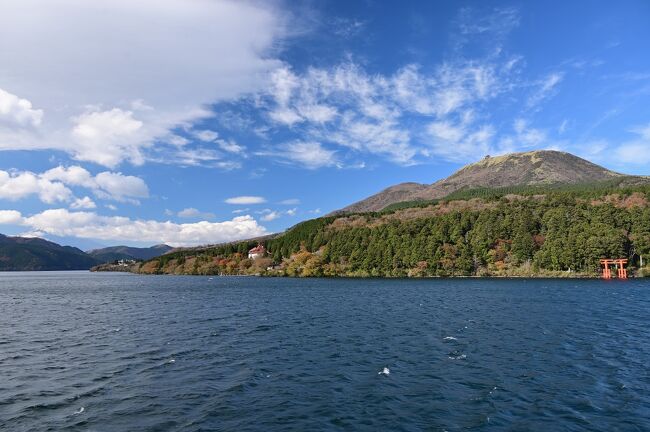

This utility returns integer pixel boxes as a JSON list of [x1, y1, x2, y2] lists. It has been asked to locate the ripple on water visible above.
[[1, 274, 650, 432]]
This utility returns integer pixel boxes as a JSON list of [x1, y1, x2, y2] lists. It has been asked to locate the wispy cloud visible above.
[[527, 72, 564, 108], [177, 207, 215, 220], [279, 198, 300, 205], [251, 53, 521, 165], [614, 123, 650, 165], [225, 196, 267, 205], [258, 141, 337, 169]]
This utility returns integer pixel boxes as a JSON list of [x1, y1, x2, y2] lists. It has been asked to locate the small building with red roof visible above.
[[248, 244, 267, 259]]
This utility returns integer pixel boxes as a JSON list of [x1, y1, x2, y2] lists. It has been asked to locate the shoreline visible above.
[[92, 267, 643, 279]]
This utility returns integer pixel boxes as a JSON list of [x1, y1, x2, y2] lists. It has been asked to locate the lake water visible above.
[[1, 272, 649, 431]]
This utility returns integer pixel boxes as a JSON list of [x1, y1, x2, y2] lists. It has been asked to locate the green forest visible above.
[[138, 183, 650, 278]]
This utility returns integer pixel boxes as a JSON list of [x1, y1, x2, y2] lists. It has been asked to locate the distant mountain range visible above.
[[87, 244, 173, 263], [0, 235, 172, 271], [0, 234, 100, 271], [338, 150, 647, 213]]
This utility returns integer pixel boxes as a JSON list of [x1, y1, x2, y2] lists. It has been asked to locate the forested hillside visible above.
[[88, 244, 172, 263], [136, 183, 650, 278], [0, 234, 100, 271]]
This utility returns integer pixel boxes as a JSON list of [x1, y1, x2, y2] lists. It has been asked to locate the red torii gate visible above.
[[599, 258, 628, 279]]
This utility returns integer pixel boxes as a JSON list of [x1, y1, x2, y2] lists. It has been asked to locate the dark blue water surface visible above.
[[1, 272, 649, 431]]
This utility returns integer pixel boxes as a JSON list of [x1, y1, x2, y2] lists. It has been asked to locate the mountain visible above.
[[339, 150, 628, 213], [137, 175, 650, 278], [87, 244, 173, 263], [0, 234, 101, 271], [135, 148, 650, 278]]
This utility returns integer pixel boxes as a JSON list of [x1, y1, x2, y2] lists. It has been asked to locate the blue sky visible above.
[[0, 0, 649, 248]]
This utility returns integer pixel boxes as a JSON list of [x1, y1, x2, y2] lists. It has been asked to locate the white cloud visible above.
[[264, 141, 337, 169], [279, 198, 300, 205], [225, 196, 267, 205], [70, 196, 96, 209], [286, 208, 297, 216], [216, 139, 246, 155], [93, 172, 149, 203], [269, 108, 303, 125], [0, 210, 23, 224], [426, 118, 495, 162], [257, 58, 517, 165], [457, 7, 520, 36], [0, 0, 287, 167], [297, 104, 337, 123], [42, 165, 94, 186], [527, 72, 564, 108], [261, 211, 280, 221], [177, 207, 215, 220], [558, 119, 569, 134], [71, 108, 145, 167], [193, 130, 220, 142], [0, 88, 43, 128], [0, 170, 72, 203], [614, 123, 650, 165], [0, 209, 267, 247], [43, 166, 149, 203]]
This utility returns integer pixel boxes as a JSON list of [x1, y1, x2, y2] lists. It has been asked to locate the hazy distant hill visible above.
[[0, 234, 101, 271], [339, 150, 634, 213], [88, 244, 173, 263]]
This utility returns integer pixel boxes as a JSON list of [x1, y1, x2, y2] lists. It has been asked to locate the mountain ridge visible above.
[[339, 150, 634, 213], [87, 244, 173, 263], [0, 234, 101, 271]]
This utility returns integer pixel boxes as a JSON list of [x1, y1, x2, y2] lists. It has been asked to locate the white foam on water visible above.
[[448, 354, 466, 360], [378, 367, 390, 376], [73, 407, 84, 415], [167, 359, 175, 364], [443, 336, 457, 341]]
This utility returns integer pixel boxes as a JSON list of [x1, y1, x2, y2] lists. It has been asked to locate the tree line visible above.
[[142, 185, 650, 277]]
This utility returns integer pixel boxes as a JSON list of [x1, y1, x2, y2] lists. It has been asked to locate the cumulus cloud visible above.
[[70, 196, 96, 209], [0, 0, 287, 167], [0, 88, 43, 128], [225, 196, 267, 205], [43, 166, 149, 203], [0, 170, 72, 203], [93, 172, 149, 203], [71, 108, 146, 168], [0, 165, 148, 206], [0, 209, 267, 247], [0, 210, 24, 224]]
